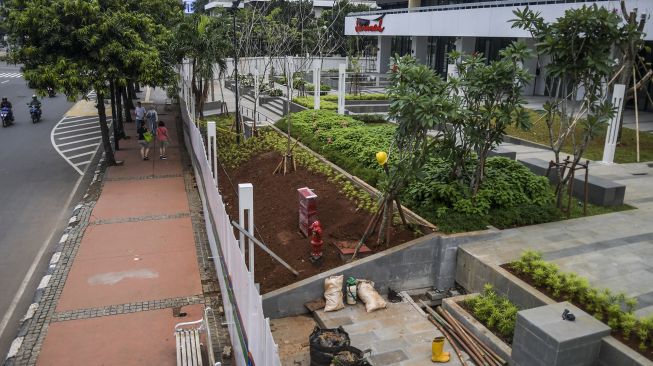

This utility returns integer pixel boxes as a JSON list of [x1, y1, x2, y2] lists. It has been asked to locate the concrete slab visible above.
[[91, 177, 189, 220], [314, 300, 470, 365], [56, 237, 202, 311], [37, 304, 205, 366], [74, 217, 195, 260], [270, 315, 316, 366]]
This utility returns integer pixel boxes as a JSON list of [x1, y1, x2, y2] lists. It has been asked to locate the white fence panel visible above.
[[180, 84, 281, 365]]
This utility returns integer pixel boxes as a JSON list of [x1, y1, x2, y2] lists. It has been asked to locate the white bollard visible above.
[[338, 64, 346, 115], [313, 66, 321, 110], [238, 183, 255, 272], [601, 84, 626, 164], [254, 68, 259, 130]]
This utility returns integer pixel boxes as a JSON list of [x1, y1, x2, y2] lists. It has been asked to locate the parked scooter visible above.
[[47, 86, 56, 98], [0, 106, 13, 127]]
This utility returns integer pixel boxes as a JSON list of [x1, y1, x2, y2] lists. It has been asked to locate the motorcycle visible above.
[[47, 87, 56, 98], [1, 106, 13, 127], [29, 104, 42, 123]]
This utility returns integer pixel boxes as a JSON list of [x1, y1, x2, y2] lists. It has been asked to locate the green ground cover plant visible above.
[[201, 115, 377, 213], [510, 250, 653, 354], [505, 109, 653, 163], [464, 284, 519, 343]]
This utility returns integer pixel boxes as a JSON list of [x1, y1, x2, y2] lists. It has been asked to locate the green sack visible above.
[[143, 131, 153, 143]]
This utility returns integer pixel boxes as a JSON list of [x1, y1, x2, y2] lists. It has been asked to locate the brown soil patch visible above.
[[218, 150, 418, 293], [501, 263, 653, 362]]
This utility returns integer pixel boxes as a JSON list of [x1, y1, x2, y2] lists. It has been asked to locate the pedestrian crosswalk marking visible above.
[[51, 115, 112, 175], [0, 72, 23, 78]]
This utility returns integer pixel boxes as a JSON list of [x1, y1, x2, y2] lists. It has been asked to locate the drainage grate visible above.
[[632, 173, 649, 176], [648, 163, 653, 168]]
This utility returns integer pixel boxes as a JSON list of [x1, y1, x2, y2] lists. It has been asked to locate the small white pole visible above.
[[338, 64, 346, 115], [313, 65, 321, 110], [633, 66, 640, 163], [254, 67, 259, 130], [601, 84, 625, 164], [238, 183, 255, 272], [207, 121, 217, 184]]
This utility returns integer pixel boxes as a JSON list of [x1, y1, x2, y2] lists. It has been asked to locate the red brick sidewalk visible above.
[[35, 108, 207, 365]]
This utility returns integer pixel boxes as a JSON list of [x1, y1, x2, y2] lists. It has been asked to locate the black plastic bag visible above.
[[309, 326, 350, 366]]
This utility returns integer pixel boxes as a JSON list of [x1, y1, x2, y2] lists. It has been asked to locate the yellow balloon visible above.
[[376, 151, 388, 166]]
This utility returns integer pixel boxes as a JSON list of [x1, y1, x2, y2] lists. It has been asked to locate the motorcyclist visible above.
[[29, 95, 42, 119], [0, 97, 14, 121]]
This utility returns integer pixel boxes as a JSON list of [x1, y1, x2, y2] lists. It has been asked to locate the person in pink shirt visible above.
[[157, 121, 169, 160]]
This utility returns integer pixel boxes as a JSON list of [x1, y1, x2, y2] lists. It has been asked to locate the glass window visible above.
[[391, 36, 412, 57]]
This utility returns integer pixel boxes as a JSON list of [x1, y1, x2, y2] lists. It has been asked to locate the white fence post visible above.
[[207, 121, 217, 185], [602, 84, 626, 164], [313, 66, 321, 110], [338, 64, 346, 115], [238, 183, 255, 272]]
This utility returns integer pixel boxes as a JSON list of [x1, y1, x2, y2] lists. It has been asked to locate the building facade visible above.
[[345, 0, 653, 96]]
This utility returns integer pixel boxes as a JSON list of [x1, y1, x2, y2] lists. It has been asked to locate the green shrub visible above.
[[292, 97, 338, 110], [306, 83, 331, 92], [351, 114, 387, 124], [323, 93, 388, 101], [268, 88, 283, 97], [509, 250, 652, 352], [465, 284, 519, 342]]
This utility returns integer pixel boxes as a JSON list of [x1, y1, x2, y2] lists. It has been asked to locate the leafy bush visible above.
[[306, 83, 331, 92], [465, 284, 519, 342], [268, 88, 283, 97], [275, 110, 393, 186], [401, 157, 555, 229], [323, 93, 388, 101], [351, 114, 387, 124], [278, 110, 558, 231], [292, 97, 338, 111], [510, 251, 653, 352]]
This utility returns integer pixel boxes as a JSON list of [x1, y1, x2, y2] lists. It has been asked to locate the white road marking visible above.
[[58, 116, 103, 124], [57, 136, 101, 147], [60, 143, 100, 153], [54, 125, 102, 136], [0, 72, 22, 78], [1, 80, 8, 84], [0, 172, 84, 343], [57, 130, 103, 141], [67, 151, 95, 159], [55, 120, 100, 130]]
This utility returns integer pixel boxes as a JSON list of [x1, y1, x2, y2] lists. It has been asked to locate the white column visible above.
[[412, 36, 428, 64], [263, 56, 270, 85], [313, 66, 321, 110], [601, 84, 626, 164], [338, 64, 346, 115], [287, 56, 294, 104], [238, 183, 255, 272], [254, 68, 259, 129], [207, 121, 217, 185]]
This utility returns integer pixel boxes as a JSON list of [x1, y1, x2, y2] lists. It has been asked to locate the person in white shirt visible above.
[[135, 101, 146, 129], [146, 105, 158, 134]]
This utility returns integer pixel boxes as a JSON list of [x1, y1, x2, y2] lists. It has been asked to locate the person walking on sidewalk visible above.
[[157, 121, 169, 160], [146, 105, 158, 134], [137, 124, 152, 160], [135, 101, 146, 130]]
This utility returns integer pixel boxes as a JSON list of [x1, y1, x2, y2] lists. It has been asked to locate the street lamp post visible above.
[[232, 0, 241, 144]]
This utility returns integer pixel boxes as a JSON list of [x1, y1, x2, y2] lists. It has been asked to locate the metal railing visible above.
[[348, 0, 609, 16]]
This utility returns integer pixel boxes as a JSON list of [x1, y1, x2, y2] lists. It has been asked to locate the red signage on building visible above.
[[355, 15, 385, 33]]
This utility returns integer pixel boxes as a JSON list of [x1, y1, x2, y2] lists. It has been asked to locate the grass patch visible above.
[[505, 109, 653, 163]]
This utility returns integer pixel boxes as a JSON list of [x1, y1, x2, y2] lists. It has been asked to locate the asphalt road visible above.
[[0, 62, 86, 359]]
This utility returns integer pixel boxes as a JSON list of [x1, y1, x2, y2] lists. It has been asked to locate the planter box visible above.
[[442, 294, 512, 363]]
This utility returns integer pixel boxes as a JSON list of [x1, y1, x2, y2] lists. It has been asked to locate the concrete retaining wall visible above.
[[262, 229, 498, 319], [455, 247, 653, 366], [442, 295, 512, 363]]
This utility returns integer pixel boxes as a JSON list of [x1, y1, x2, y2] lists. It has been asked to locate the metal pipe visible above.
[[432, 306, 491, 366], [437, 306, 504, 366], [231, 220, 299, 276], [421, 301, 485, 366], [425, 314, 469, 366], [440, 308, 506, 365]]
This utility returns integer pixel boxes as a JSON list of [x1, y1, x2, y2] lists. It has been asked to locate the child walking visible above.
[[157, 121, 169, 160], [137, 124, 151, 160]]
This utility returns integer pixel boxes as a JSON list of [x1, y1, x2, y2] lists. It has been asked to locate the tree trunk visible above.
[[97, 92, 117, 166], [109, 80, 120, 150], [122, 86, 133, 123], [127, 80, 136, 109], [110, 80, 126, 140], [616, 58, 634, 142]]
